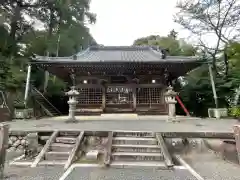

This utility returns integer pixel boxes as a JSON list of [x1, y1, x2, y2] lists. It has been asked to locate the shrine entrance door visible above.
[[105, 85, 134, 113]]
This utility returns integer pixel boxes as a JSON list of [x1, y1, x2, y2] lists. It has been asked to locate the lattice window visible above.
[[106, 86, 133, 105], [77, 88, 102, 104], [137, 88, 163, 105]]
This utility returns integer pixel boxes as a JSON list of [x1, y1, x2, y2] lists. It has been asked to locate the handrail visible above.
[[176, 95, 190, 116], [0, 91, 10, 113], [31, 86, 62, 115], [35, 99, 54, 117]]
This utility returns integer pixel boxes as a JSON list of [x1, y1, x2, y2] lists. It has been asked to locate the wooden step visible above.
[[50, 143, 74, 152]]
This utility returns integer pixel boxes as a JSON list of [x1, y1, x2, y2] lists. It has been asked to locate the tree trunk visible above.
[[5, 91, 17, 119], [9, 5, 21, 54], [43, 4, 55, 93]]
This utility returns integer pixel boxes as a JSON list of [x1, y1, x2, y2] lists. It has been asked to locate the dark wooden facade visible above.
[[31, 46, 202, 115]]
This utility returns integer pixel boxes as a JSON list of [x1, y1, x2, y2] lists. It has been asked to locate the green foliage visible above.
[[133, 30, 196, 56], [178, 42, 240, 117], [13, 100, 25, 109], [0, 0, 97, 113], [229, 107, 240, 118], [46, 76, 67, 96]]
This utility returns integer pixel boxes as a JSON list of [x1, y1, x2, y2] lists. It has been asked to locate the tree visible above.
[[133, 30, 196, 56], [168, 29, 178, 39], [178, 42, 240, 117], [0, 0, 97, 116], [174, 0, 240, 74]]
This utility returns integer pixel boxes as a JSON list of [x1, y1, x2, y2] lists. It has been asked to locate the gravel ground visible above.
[[65, 168, 197, 180], [3, 166, 64, 180], [3, 152, 64, 180], [182, 150, 240, 180]]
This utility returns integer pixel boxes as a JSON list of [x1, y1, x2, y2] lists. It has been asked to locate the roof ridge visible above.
[[88, 45, 153, 51]]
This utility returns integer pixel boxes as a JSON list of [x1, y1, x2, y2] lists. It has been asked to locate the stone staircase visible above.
[[43, 132, 77, 163], [32, 131, 84, 169], [111, 131, 170, 168]]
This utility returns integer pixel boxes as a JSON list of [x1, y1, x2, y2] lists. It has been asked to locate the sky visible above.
[[88, 0, 191, 46]]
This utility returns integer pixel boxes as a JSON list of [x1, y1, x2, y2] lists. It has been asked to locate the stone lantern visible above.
[[65, 86, 79, 123], [164, 86, 177, 121]]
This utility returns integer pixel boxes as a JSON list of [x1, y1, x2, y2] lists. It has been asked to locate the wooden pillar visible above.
[[132, 86, 137, 111], [0, 124, 9, 179], [233, 125, 240, 164], [102, 86, 106, 110]]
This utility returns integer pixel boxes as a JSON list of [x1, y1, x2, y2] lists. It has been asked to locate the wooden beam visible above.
[[75, 83, 164, 89], [0, 124, 9, 179], [64, 131, 84, 170], [156, 132, 174, 167], [104, 131, 113, 166], [31, 130, 58, 167], [233, 125, 240, 164]]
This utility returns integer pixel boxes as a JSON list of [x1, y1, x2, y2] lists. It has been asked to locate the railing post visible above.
[[0, 123, 9, 179], [132, 86, 137, 111], [24, 64, 32, 107], [233, 125, 240, 164], [102, 86, 106, 110]]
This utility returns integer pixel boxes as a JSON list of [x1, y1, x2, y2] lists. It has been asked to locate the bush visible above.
[[229, 107, 240, 118], [13, 100, 25, 109]]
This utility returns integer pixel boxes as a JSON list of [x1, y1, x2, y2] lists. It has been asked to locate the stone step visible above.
[[59, 131, 80, 136], [110, 161, 167, 169], [39, 136, 50, 141], [112, 152, 164, 161], [112, 144, 161, 153], [50, 143, 74, 152], [55, 137, 76, 144], [114, 131, 155, 138], [45, 151, 70, 160], [38, 160, 66, 166], [113, 137, 157, 145]]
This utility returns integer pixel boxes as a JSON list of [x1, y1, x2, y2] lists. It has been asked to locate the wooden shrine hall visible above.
[[29, 46, 201, 115]]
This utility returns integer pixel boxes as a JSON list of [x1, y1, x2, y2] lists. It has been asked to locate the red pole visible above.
[[176, 95, 190, 116]]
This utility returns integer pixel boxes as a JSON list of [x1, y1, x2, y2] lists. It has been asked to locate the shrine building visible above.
[[28, 46, 202, 115]]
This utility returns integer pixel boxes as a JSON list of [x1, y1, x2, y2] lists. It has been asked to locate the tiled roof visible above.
[[32, 46, 200, 63]]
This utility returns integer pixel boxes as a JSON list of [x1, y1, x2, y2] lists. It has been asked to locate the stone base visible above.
[[86, 150, 99, 160], [65, 118, 79, 123], [14, 108, 34, 119], [167, 117, 179, 123], [208, 108, 228, 118]]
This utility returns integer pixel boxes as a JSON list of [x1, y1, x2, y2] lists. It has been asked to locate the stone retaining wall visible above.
[[8, 135, 28, 152], [7, 132, 44, 153]]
